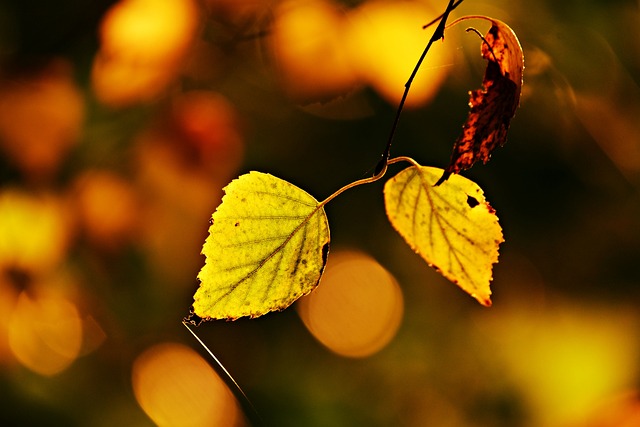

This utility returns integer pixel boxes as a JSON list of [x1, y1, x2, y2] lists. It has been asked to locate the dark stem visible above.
[[374, 0, 463, 176], [422, 0, 466, 30]]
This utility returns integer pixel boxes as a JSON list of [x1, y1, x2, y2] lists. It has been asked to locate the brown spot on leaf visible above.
[[437, 20, 524, 185]]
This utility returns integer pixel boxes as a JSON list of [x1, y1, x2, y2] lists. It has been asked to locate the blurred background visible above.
[[0, 0, 639, 426]]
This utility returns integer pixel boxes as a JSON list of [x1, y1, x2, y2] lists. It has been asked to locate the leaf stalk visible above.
[[320, 156, 421, 207]]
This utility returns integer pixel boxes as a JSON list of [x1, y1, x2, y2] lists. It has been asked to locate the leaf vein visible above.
[[417, 168, 479, 291], [212, 205, 325, 311], [262, 242, 286, 304], [246, 190, 317, 207], [217, 215, 308, 221], [223, 234, 291, 248]]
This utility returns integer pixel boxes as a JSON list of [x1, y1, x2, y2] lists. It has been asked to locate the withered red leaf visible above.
[[437, 19, 524, 185]]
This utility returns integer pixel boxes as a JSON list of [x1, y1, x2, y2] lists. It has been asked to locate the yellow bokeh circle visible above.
[[92, 0, 199, 106], [345, 0, 452, 107], [298, 250, 403, 358], [270, 0, 358, 101], [132, 342, 241, 427], [8, 292, 82, 376]]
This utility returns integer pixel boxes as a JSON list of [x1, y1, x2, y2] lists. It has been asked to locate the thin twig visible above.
[[182, 321, 262, 423], [374, 0, 462, 176], [319, 1, 468, 206], [422, 0, 466, 30], [320, 162, 388, 206], [388, 156, 421, 168]]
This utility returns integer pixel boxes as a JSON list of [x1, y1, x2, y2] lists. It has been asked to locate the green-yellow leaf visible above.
[[384, 165, 502, 306], [188, 171, 330, 322]]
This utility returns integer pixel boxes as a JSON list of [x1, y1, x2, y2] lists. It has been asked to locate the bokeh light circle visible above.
[[8, 292, 82, 376], [346, 0, 451, 107], [298, 250, 404, 358], [132, 342, 241, 427]]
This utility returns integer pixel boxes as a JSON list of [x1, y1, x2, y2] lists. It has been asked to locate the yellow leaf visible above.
[[384, 165, 502, 306], [189, 171, 330, 321]]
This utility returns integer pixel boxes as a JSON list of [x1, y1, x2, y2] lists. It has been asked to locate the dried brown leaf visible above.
[[437, 18, 524, 185]]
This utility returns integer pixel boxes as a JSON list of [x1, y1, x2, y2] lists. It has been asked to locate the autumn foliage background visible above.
[[1, 0, 640, 426]]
